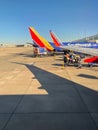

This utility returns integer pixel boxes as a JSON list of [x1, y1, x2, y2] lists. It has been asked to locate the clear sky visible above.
[[0, 0, 98, 44]]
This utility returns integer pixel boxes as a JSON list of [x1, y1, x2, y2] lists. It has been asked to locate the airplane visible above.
[[29, 27, 64, 53], [49, 30, 98, 64], [49, 30, 98, 48], [29, 27, 55, 51], [29, 27, 98, 64], [29, 27, 98, 51]]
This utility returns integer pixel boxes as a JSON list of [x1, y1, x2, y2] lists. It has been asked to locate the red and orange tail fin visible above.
[[29, 27, 54, 51], [49, 30, 61, 47]]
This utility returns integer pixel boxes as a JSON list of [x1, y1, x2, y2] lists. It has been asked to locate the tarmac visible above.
[[0, 47, 98, 130]]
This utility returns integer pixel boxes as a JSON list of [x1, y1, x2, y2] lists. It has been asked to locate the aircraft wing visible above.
[[60, 45, 98, 56]]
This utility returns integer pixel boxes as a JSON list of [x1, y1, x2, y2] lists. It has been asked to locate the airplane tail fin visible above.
[[49, 30, 62, 47], [29, 27, 54, 51]]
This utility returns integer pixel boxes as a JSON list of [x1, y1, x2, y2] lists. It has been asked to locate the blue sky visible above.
[[0, 0, 98, 44]]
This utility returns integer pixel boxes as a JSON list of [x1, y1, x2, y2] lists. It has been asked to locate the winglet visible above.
[[84, 56, 98, 63]]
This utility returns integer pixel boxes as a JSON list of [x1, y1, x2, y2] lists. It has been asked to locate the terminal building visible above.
[[74, 34, 98, 43]]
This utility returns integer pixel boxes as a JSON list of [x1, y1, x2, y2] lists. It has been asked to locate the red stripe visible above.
[[29, 28, 45, 47]]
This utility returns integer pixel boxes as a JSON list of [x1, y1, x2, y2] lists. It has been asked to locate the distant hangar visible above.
[[75, 34, 98, 43]]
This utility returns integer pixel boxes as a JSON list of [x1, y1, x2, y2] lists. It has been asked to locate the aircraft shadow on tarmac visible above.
[[52, 63, 77, 67], [11, 53, 34, 58], [0, 62, 98, 130], [52, 63, 63, 66], [78, 74, 98, 79]]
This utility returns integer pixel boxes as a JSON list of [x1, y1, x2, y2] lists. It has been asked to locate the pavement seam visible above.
[[65, 68, 98, 130], [3, 80, 33, 130], [1, 112, 98, 114]]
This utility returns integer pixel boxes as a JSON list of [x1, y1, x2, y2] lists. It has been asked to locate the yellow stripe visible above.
[[30, 27, 43, 40], [40, 36, 54, 50]]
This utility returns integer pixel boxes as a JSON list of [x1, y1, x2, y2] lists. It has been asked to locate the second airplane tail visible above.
[[49, 30, 62, 47]]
